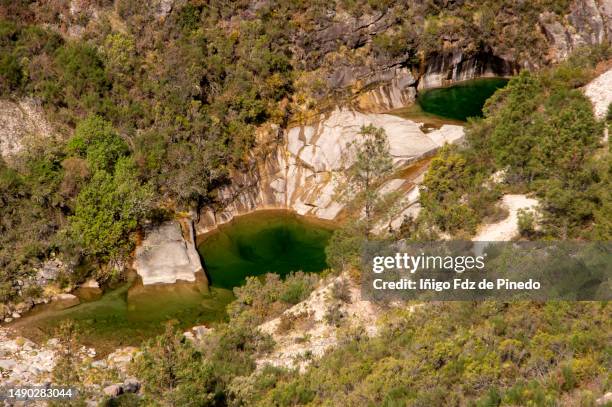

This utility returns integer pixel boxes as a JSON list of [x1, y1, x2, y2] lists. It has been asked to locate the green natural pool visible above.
[[10, 211, 333, 353], [198, 211, 334, 289], [417, 78, 509, 121], [10, 278, 234, 355]]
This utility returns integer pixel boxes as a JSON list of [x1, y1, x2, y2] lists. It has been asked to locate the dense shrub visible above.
[[228, 272, 319, 326], [419, 60, 609, 239], [248, 302, 610, 406]]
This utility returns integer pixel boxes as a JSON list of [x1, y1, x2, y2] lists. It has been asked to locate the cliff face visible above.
[[540, 0, 612, 63], [306, 0, 611, 112], [355, 52, 517, 112], [0, 99, 54, 161], [195, 109, 464, 235]]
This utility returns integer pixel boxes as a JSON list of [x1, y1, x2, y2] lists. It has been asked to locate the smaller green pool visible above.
[[418, 78, 509, 121], [9, 279, 234, 355], [198, 211, 334, 289]]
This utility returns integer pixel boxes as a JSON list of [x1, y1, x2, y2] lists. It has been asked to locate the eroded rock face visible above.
[[356, 68, 418, 112], [134, 220, 204, 285], [256, 273, 393, 372], [540, 0, 612, 63], [417, 51, 516, 90], [0, 99, 53, 161], [196, 108, 464, 234]]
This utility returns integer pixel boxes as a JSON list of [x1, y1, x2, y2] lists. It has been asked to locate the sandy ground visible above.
[[474, 194, 539, 242]]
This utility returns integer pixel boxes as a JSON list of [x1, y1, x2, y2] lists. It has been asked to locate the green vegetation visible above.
[[0, 142, 65, 300], [341, 125, 393, 235], [0, 0, 598, 300], [244, 302, 610, 406], [419, 145, 501, 237], [0, 2, 610, 405], [67, 116, 153, 261], [325, 124, 396, 274], [417, 49, 611, 239], [130, 271, 321, 405], [127, 301, 610, 406]]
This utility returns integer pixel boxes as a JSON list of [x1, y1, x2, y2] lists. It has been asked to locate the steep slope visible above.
[[195, 109, 464, 234]]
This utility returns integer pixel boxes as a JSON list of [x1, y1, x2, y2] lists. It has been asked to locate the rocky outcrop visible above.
[[356, 67, 418, 112], [417, 51, 516, 90], [0, 328, 95, 387], [314, 0, 611, 112], [196, 108, 464, 234], [256, 274, 382, 372], [0, 327, 140, 401], [584, 67, 612, 119], [0, 98, 53, 161], [294, 9, 397, 71], [51, 293, 80, 310], [540, 0, 612, 63], [134, 220, 205, 285]]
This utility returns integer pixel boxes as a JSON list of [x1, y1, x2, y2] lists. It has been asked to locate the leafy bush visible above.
[[330, 279, 352, 303], [0, 53, 22, 92], [68, 157, 152, 261], [229, 272, 318, 325], [250, 302, 610, 406], [420, 58, 609, 239], [517, 209, 536, 238], [67, 115, 129, 172]]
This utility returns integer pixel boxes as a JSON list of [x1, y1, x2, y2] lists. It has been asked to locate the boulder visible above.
[[123, 378, 141, 393], [14, 302, 31, 314], [134, 220, 204, 285], [192, 325, 213, 340], [597, 392, 612, 405], [80, 278, 99, 289], [91, 360, 107, 369], [154, 0, 174, 19], [0, 358, 16, 370], [39, 260, 61, 280], [106, 347, 139, 368], [52, 293, 80, 310], [103, 384, 123, 398]]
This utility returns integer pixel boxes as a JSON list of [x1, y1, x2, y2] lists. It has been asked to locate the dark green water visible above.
[[198, 211, 334, 289], [11, 211, 332, 352], [418, 78, 509, 121], [10, 278, 234, 355]]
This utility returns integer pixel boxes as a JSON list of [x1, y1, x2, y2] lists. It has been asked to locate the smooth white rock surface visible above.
[[584, 68, 612, 119], [134, 221, 203, 285]]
